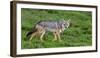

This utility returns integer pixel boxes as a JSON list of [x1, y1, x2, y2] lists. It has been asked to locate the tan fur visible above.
[[28, 19, 70, 41], [29, 28, 63, 41]]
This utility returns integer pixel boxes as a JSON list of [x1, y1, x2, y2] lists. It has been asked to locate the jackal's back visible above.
[[36, 20, 67, 32]]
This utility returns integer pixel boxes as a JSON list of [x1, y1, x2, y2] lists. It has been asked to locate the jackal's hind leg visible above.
[[40, 31, 45, 41], [29, 32, 37, 41]]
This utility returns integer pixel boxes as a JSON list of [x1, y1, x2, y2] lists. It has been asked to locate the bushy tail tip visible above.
[[26, 28, 37, 37]]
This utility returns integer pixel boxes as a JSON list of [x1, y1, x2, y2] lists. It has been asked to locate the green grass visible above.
[[21, 8, 92, 49]]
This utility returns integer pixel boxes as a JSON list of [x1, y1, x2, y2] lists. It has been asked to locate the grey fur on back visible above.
[[36, 20, 70, 32]]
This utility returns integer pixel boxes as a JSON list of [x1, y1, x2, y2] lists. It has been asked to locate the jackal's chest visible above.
[[59, 27, 65, 33]]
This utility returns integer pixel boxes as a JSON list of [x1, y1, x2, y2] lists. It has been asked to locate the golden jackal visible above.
[[27, 19, 70, 41]]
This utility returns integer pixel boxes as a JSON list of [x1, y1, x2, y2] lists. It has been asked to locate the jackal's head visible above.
[[62, 19, 71, 28]]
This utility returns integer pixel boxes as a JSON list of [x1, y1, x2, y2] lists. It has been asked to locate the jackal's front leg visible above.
[[56, 32, 61, 41], [53, 32, 57, 41]]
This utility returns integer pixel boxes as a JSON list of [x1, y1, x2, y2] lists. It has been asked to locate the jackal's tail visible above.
[[26, 27, 37, 37]]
